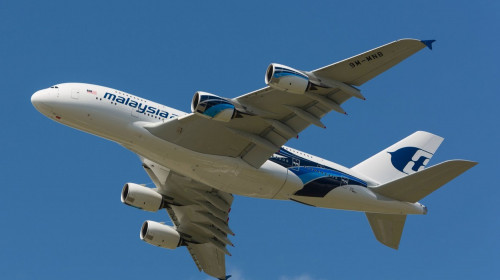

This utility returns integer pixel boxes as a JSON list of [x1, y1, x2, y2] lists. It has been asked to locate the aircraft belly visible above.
[[122, 128, 297, 199], [117, 121, 420, 215], [116, 124, 424, 215], [196, 160, 296, 198]]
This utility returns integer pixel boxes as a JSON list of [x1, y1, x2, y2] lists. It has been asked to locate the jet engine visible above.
[[191, 91, 236, 122], [121, 183, 164, 212], [265, 63, 312, 94], [265, 63, 364, 99], [140, 220, 181, 249]]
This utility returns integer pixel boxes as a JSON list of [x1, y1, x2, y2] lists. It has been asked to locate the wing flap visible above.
[[187, 243, 226, 279]]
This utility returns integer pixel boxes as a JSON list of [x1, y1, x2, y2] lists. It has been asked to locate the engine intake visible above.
[[121, 183, 164, 212], [265, 63, 311, 94], [140, 220, 181, 249], [191, 91, 236, 122]]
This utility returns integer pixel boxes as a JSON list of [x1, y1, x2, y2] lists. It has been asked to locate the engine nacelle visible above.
[[265, 63, 311, 94], [191, 91, 236, 122], [121, 183, 163, 212], [140, 220, 181, 249], [265, 63, 364, 99]]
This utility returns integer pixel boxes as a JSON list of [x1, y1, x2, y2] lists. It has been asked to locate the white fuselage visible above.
[[32, 83, 426, 215]]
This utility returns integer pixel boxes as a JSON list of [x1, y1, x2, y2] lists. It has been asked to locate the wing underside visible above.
[[141, 157, 234, 280]]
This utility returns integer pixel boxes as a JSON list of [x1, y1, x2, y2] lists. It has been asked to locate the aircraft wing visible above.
[[141, 157, 234, 280], [311, 38, 434, 86], [145, 39, 433, 168]]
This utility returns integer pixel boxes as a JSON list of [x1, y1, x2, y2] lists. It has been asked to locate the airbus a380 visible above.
[[32, 39, 476, 280]]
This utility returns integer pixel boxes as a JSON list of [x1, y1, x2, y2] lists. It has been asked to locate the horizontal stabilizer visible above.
[[366, 213, 406, 249], [371, 160, 477, 203]]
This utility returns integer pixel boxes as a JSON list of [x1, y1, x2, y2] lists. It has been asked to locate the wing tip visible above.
[[420, 39, 436, 50]]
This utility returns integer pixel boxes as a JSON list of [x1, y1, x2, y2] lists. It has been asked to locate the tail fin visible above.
[[352, 131, 444, 184], [359, 132, 478, 249]]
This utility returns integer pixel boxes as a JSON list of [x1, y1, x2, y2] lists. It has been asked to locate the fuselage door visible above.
[[71, 89, 80, 99]]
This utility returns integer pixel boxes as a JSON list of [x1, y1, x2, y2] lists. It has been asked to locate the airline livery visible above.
[[31, 39, 476, 280]]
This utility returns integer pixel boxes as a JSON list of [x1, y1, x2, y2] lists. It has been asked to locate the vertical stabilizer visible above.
[[352, 131, 444, 184]]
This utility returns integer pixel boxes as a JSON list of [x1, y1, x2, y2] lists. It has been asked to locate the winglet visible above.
[[420, 39, 436, 50]]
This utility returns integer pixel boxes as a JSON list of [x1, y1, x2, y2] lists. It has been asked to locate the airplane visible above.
[[31, 39, 476, 280]]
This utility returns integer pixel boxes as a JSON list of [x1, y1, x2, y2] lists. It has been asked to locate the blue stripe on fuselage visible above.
[[269, 148, 367, 197]]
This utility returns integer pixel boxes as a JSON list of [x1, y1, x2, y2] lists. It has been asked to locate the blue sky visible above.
[[1, 0, 499, 279]]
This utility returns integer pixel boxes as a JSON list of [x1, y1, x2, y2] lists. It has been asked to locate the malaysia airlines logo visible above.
[[103, 92, 177, 119], [388, 147, 433, 174]]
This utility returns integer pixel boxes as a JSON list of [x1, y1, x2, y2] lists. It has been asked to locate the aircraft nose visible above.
[[31, 89, 53, 114], [31, 90, 43, 106]]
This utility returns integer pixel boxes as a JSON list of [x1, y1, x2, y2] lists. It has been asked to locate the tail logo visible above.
[[388, 147, 433, 174]]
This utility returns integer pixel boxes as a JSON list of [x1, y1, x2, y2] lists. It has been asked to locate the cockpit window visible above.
[[50, 85, 59, 89]]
